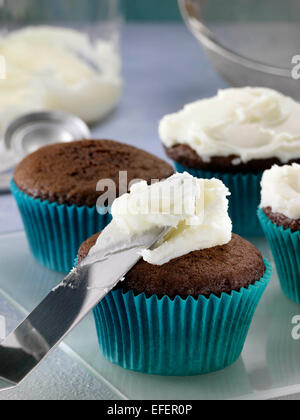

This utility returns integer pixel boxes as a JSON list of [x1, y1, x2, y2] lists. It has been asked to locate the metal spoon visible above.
[[0, 111, 91, 192]]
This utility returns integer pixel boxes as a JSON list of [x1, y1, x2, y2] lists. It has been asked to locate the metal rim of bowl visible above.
[[178, 0, 291, 79]]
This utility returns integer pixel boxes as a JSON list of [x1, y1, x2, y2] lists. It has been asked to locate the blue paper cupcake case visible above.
[[175, 163, 263, 237], [258, 208, 300, 304], [11, 180, 111, 273], [93, 259, 272, 376]]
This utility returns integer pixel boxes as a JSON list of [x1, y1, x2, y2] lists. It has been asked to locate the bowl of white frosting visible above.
[[0, 0, 122, 137]]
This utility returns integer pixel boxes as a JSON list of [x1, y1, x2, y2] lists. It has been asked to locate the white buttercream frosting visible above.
[[0, 26, 122, 136], [260, 163, 300, 219], [90, 173, 232, 266], [159, 87, 300, 164]]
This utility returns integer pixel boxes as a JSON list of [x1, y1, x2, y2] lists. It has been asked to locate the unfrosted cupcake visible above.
[[78, 173, 271, 375], [258, 163, 300, 303], [12, 139, 174, 273], [159, 87, 300, 236]]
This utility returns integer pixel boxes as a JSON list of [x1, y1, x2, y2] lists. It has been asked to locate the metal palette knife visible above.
[[0, 226, 169, 391]]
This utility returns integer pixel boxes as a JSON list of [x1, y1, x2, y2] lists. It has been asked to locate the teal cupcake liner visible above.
[[258, 208, 300, 303], [11, 180, 111, 273], [93, 259, 272, 376], [175, 163, 263, 237]]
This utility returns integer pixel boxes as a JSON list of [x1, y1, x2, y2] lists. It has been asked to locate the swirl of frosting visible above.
[[90, 173, 232, 265], [159, 87, 300, 164], [260, 163, 300, 219]]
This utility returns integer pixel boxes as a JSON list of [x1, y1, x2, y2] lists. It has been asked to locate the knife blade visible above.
[[0, 226, 169, 391]]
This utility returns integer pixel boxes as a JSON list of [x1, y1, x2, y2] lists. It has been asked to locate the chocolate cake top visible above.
[[165, 144, 300, 174], [78, 232, 265, 299], [14, 139, 174, 207]]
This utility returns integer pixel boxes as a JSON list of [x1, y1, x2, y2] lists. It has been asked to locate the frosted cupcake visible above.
[[78, 173, 271, 375], [11, 139, 173, 273], [258, 164, 300, 303], [159, 87, 300, 236]]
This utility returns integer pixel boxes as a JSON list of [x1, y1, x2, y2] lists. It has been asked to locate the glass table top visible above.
[[0, 230, 300, 400]]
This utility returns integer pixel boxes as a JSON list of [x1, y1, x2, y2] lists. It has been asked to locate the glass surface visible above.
[[1, 231, 300, 400]]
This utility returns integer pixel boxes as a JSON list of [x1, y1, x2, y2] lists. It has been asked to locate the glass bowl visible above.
[[178, 0, 300, 99], [0, 0, 122, 133]]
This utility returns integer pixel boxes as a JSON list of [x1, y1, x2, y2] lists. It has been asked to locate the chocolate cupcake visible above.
[[258, 163, 300, 303], [78, 173, 272, 375], [159, 87, 300, 236], [79, 232, 265, 299], [11, 139, 174, 273], [262, 207, 300, 233]]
